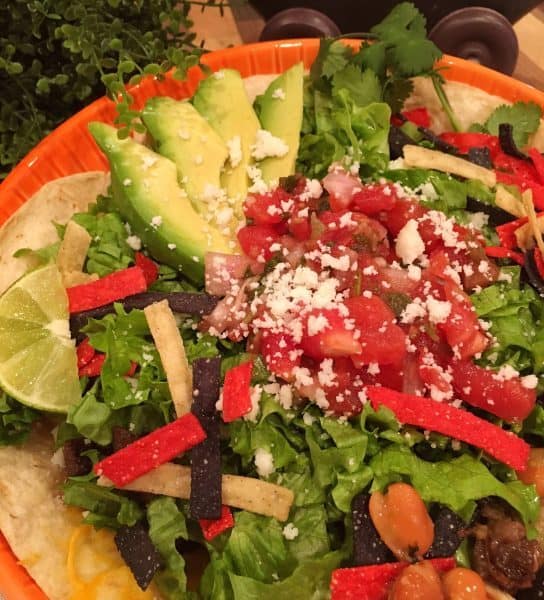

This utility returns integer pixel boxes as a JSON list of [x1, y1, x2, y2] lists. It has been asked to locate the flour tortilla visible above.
[[0, 171, 110, 295], [0, 76, 540, 600]]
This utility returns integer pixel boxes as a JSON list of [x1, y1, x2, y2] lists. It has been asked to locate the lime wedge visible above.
[[0, 264, 80, 412]]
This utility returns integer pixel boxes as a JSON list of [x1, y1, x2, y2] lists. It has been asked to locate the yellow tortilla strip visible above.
[[403, 145, 497, 187], [144, 300, 193, 417], [495, 186, 526, 218], [62, 270, 100, 287], [57, 220, 92, 277], [0, 172, 110, 295], [515, 190, 544, 253], [98, 462, 294, 522]]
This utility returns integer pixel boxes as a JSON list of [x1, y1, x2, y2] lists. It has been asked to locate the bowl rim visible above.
[[1, 37, 544, 600]]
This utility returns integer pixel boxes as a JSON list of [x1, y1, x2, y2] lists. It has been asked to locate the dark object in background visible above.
[[253, 1, 540, 75], [114, 523, 163, 590]]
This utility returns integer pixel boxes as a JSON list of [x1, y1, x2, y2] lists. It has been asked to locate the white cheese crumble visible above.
[[282, 523, 299, 540], [150, 215, 163, 229], [251, 129, 289, 161], [126, 235, 142, 251], [272, 88, 286, 100], [226, 136, 242, 168], [426, 297, 452, 324], [395, 219, 425, 264], [254, 448, 275, 477]]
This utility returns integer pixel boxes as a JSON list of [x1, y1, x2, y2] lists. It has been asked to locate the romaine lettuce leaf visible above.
[[370, 445, 540, 527], [147, 497, 189, 599]]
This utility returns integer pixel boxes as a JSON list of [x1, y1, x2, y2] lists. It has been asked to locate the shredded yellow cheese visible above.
[[144, 299, 192, 417], [403, 145, 497, 187], [99, 462, 294, 522], [67, 525, 156, 600]]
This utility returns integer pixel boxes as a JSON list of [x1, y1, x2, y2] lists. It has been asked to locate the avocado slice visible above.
[[192, 69, 260, 214], [89, 122, 232, 283], [141, 97, 229, 214], [255, 62, 304, 184]]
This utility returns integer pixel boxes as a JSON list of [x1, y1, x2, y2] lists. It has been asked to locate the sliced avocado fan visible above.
[[89, 122, 233, 283], [255, 62, 304, 184], [192, 69, 260, 217]]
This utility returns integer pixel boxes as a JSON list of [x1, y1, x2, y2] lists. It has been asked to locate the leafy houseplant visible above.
[[0, 0, 224, 179]]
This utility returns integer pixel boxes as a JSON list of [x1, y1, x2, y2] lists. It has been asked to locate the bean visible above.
[[389, 561, 445, 600], [442, 567, 487, 600], [369, 482, 434, 561]]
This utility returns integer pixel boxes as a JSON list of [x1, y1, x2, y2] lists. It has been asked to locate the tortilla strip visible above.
[[98, 462, 294, 522], [57, 219, 93, 287], [403, 145, 497, 187], [495, 186, 526, 218], [61, 270, 99, 287], [0, 172, 110, 295], [144, 300, 192, 417]]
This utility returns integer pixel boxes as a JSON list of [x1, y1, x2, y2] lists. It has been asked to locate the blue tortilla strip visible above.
[[190, 357, 222, 520], [425, 506, 465, 559], [351, 492, 394, 566], [114, 523, 163, 590], [70, 291, 220, 336]]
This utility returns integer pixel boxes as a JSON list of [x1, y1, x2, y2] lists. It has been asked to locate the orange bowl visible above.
[[1, 38, 544, 600]]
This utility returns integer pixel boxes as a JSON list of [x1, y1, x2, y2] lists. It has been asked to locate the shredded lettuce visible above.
[[63, 479, 143, 529], [147, 497, 190, 599], [0, 392, 40, 445], [471, 270, 544, 376], [72, 196, 135, 277], [370, 445, 540, 527]]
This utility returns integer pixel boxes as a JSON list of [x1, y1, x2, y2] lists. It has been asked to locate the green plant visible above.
[[0, 0, 225, 179]]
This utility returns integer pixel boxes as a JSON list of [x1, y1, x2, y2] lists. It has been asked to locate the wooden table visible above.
[[190, 3, 544, 91]]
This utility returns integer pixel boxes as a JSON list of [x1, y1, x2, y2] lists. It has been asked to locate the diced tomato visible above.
[[351, 184, 397, 215], [417, 350, 453, 399], [359, 255, 419, 296], [237, 225, 280, 260], [402, 107, 431, 129], [287, 214, 311, 241], [300, 308, 362, 361], [319, 211, 389, 255], [260, 331, 301, 380], [316, 357, 367, 417], [244, 188, 291, 225], [345, 295, 406, 366], [450, 359, 536, 422], [439, 132, 500, 158], [438, 280, 489, 359], [378, 198, 427, 237]]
